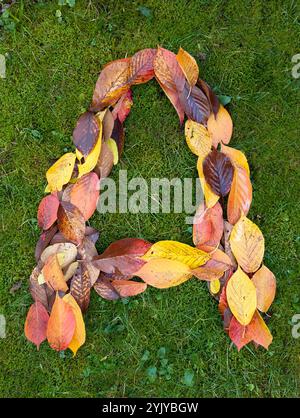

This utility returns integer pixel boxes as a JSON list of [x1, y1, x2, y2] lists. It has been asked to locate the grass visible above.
[[0, 0, 300, 398]]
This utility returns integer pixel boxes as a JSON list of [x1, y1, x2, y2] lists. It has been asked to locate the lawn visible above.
[[0, 0, 300, 398]]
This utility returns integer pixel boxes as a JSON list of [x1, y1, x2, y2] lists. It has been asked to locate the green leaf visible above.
[[146, 366, 157, 382], [138, 6, 152, 18], [182, 369, 194, 387], [157, 347, 166, 358], [218, 94, 232, 106]]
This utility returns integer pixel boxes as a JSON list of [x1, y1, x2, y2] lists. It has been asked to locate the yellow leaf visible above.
[[185, 120, 212, 157], [226, 266, 257, 325], [176, 47, 199, 87], [63, 293, 86, 356], [252, 265, 276, 312], [136, 258, 192, 289], [210, 279, 220, 294], [142, 240, 209, 269], [46, 153, 76, 192], [221, 144, 250, 175], [229, 215, 265, 273], [106, 138, 119, 165], [77, 120, 102, 178], [197, 156, 219, 208]]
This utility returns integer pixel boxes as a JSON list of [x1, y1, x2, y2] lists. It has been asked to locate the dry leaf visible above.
[[203, 149, 234, 197], [185, 120, 212, 157], [46, 153, 76, 192], [176, 47, 199, 87], [42, 254, 68, 292], [70, 173, 99, 220], [63, 293, 86, 356], [57, 201, 85, 245], [37, 193, 59, 230], [24, 301, 49, 350], [207, 105, 233, 147], [252, 265, 276, 312]]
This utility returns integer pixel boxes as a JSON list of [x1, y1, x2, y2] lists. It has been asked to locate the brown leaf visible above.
[[93, 238, 152, 276], [70, 263, 91, 313], [46, 293, 76, 351], [102, 109, 115, 141], [95, 140, 114, 178], [72, 111, 100, 157], [29, 266, 55, 312], [203, 149, 234, 197], [197, 79, 220, 117], [24, 301, 49, 350], [227, 166, 252, 224], [69, 173, 99, 221], [193, 201, 223, 248], [35, 225, 58, 262], [90, 58, 131, 111], [57, 201, 85, 245], [179, 82, 211, 124], [111, 117, 125, 157], [94, 274, 120, 301], [37, 193, 59, 230]]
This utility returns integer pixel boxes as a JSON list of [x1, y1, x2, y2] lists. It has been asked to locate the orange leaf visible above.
[[197, 156, 219, 208], [154, 47, 185, 93], [111, 280, 147, 297], [24, 302, 49, 350], [207, 105, 233, 147], [227, 166, 252, 224], [176, 47, 199, 87], [42, 254, 68, 292], [193, 201, 223, 248], [63, 294, 86, 356], [221, 144, 250, 175], [192, 247, 232, 281], [129, 48, 156, 85], [70, 173, 99, 221], [46, 293, 76, 351], [112, 90, 133, 123], [252, 265, 276, 312], [136, 258, 192, 289]]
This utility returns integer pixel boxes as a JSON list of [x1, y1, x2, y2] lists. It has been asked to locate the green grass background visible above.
[[0, 0, 300, 398]]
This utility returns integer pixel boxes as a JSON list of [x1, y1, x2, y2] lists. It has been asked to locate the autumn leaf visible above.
[[111, 117, 125, 157], [95, 140, 114, 178], [203, 149, 234, 197], [63, 294, 86, 356], [106, 138, 119, 165], [24, 301, 49, 350], [228, 316, 253, 351], [154, 47, 185, 93], [207, 105, 233, 147], [142, 240, 209, 269], [176, 47, 199, 87], [221, 144, 250, 175], [252, 265, 276, 312], [184, 120, 212, 157], [197, 79, 220, 117], [227, 166, 252, 224], [192, 247, 232, 281], [111, 279, 147, 297], [210, 279, 221, 295], [90, 58, 131, 111], [42, 254, 68, 292], [136, 258, 192, 289], [156, 79, 185, 123], [101, 109, 115, 141], [94, 274, 120, 300], [70, 263, 91, 313], [93, 238, 152, 276], [197, 156, 219, 208], [193, 201, 223, 248], [226, 266, 257, 325], [57, 201, 85, 245], [70, 173, 99, 220], [37, 193, 59, 230], [29, 266, 55, 312], [35, 225, 58, 262], [179, 82, 211, 124], [46, 153, 76, 192], [63, 261, 79, 282], [129, 48, 156, 85], [46, 293, 76, 351], [112, 90, 133, 123], [229, 215, 264, 273], [77, 126, 102, 178], [72, 111, 100, 158], [41, 242, 77, 269]]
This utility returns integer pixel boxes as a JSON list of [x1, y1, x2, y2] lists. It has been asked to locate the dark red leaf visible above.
[[197, 79, 220, 117], [111, 117, 125, 157], [203, 149, 234, 197], [57, 201, 85, 245], [179, 82, 211, 124], [35, 225, 58, 262]]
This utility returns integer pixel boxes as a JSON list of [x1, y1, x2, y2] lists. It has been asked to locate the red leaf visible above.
[[154, 47, 185, 92], [46, 294, 76, 351], [35, 225, 58, 261], [112, 90, 133, 123], [70, 173, 99, 221], [193, 201, 223, 248], [72, 111, 100, 157], [111, 279, 147, 297], [197, 79, 220, 117], [203, 149, 234, 197], [93, 238, 152, 276], [24, 301, 49, 350], [130, 48, 156, 84], [57, 201, 85, 245], [94, 274, 120, 301], [37, 193, 59, 230]]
